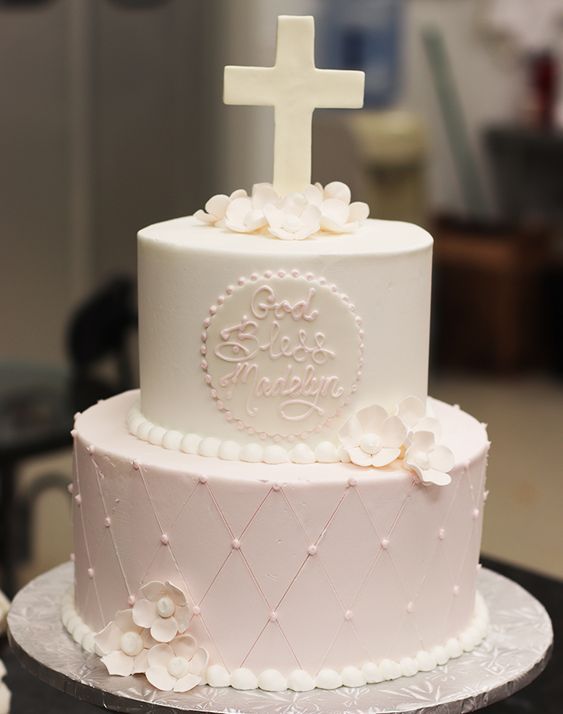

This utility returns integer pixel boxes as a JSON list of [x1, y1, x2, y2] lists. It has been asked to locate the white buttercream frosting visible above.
[[240, 443, 264, 463], [137, 217, 433, 454]]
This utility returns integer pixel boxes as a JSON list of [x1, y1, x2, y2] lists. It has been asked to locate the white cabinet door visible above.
[[0, 0, 214, 364]]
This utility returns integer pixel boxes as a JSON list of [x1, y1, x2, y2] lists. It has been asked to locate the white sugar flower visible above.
[[264, 192, 321, 241], [225, 183, 279, 233], [321, 199, 369, 232], [95, 609, 152, 676], [132, 581, 191, 644], [323, 181, 352, 203], [302, 183, 324, 205], [397, 396, 441, 439], [405, 431, 455, 487], [197, 181, 369, 238], [146, 635, 208, 692], [194, 189, 247, 226], [316, 181, 369, 233], [339, 405, 407, 468]]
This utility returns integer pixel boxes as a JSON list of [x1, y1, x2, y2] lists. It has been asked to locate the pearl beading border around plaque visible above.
[[128, 269, 364, 464], [201, 270, 364, 439]]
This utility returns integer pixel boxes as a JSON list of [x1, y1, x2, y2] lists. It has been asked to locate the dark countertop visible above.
[[0, 557, 559, 713]]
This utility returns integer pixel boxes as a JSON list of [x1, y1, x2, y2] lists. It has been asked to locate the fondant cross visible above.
[[224, 15, 365, 195]]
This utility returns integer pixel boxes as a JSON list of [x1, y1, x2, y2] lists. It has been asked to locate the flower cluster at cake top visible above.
[[195, 182, 369, 240], [338, 397, 455, 486], [95, 581, 208, 693]]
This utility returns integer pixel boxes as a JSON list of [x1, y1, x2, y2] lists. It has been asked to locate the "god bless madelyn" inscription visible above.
[[202, 271, 363, 440]]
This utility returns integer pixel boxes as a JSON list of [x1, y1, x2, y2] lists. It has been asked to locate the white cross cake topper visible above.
[[224, 15, 365, 195]]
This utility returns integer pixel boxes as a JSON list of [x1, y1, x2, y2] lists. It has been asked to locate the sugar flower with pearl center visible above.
[[95, 609, 152, 676], [132, 581, 191, 643], [339, 404, 407, 467], [145, 635, 209, 692], [307, 181, 370, 232], [225, 183, 279, 233], [264, 192, 321, 241]]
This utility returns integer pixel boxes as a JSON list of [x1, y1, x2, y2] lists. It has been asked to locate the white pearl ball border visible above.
[[127, 403, 351, 465], [62, 588, 489, 693]]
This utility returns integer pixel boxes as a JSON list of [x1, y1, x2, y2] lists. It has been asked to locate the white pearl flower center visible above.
[[285, 214, 301, 231], [360, 433, 381, 455], [167, 656, 189, 679], [157, 596, 175, 619], [415, 451, 431, 469], [120, 631, 143, 657]]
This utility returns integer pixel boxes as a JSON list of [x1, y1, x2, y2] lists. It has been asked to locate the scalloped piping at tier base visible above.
[[62, 588, 489, 692]]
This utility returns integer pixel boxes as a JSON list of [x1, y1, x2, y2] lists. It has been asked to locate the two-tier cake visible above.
[[63, 15, 489, 694]]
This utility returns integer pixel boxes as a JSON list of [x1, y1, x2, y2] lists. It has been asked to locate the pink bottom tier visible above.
[[71, 391, 489, 690]]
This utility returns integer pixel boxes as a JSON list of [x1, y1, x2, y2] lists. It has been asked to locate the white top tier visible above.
[[136, 216, 433, 456]]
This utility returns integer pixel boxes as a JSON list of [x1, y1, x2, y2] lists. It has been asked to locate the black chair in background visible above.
[[0, 276, 137, 596], [67, 276, 137, 412]]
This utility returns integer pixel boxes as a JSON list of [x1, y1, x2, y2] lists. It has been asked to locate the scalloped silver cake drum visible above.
[[8, 563, 552, 714]]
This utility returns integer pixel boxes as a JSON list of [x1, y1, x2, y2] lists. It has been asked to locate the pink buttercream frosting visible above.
[[71, 391, 488, 688]]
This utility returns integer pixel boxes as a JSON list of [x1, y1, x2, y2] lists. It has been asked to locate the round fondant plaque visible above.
[[202, 271, 363, 440]]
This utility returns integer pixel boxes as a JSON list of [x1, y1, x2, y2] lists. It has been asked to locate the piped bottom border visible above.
[[62, 588, 489, 692]]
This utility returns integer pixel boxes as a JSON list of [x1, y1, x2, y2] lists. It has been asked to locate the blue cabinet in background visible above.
[[319, 0, 403, 108]]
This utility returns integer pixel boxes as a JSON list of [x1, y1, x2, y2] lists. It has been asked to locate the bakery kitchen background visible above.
[[0, 0, 562, 712]]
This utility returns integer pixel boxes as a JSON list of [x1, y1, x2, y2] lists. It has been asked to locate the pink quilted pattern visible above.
[[73, 440, 487, 677]]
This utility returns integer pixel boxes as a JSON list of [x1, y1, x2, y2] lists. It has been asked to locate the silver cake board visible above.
[[7, 563, 552, 714]]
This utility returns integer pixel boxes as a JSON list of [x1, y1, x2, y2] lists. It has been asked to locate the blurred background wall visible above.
[[1, 0, 215, 364], [1, 0, 562, 588], [3, 0, 559, 364]]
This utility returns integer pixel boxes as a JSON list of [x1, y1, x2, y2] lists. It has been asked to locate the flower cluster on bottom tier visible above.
[[62, 587, 489, 693]]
